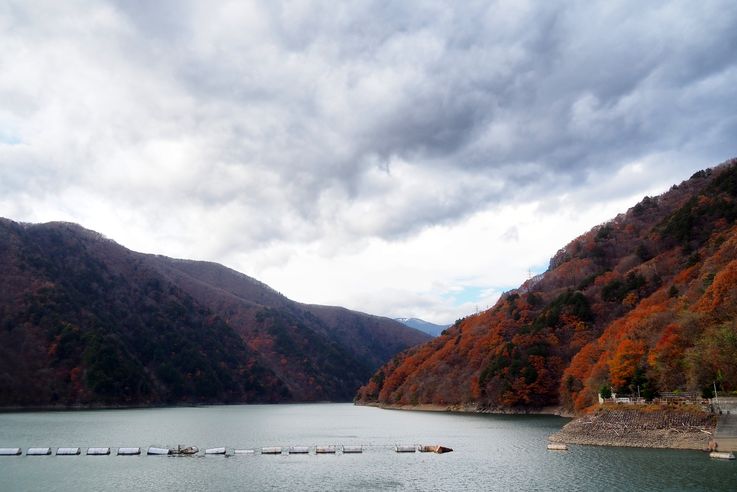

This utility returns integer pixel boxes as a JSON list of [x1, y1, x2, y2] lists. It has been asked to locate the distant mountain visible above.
[[395, 318, 448, 337], [358, 158, 737, 414], [0, 220, 430, 407]]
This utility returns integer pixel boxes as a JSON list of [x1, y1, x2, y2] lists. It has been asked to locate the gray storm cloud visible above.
[[1, 0, 736, 257]]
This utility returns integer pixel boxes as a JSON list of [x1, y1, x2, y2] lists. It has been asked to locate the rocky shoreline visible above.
[[359, 401, 719, 451], [548, 404, 717, 450]]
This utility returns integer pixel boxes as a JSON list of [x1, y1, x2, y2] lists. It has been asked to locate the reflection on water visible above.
[[0, 403, 734, 491]]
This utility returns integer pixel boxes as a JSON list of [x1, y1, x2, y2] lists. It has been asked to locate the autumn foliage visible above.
[[0, 220, 429, 407], [357, 159, 737, 413]]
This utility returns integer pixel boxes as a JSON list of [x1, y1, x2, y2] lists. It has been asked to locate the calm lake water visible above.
[[0, 403, 734, 491]]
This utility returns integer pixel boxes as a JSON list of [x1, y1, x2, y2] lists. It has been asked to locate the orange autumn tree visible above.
[[647, 323, 688, 391], [608, 338, 646, 391]]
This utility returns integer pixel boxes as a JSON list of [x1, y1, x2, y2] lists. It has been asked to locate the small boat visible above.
[[419, 445, 453, 454], [709, 451, 735, 460], [547, 443, 568, 451], [174, 445, 199, 455]]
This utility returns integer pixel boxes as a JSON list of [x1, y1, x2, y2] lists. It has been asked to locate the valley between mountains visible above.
[[3, 159, 737, 416]]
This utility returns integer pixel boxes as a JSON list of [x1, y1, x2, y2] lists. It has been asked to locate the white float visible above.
[[56, 448, 81, 455], [205, 447, 226, 455], [117, 447, 141, 455], [86, 447, 110, 455], [27, 448, 51, 456], [315, 446, 336, 454], [0, 448, 21, 456], [147, 447, 171, 455]]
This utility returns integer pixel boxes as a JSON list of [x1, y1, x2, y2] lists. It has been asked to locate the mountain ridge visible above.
[[0, 219, 429, 407], [357, 158, 737, 414]]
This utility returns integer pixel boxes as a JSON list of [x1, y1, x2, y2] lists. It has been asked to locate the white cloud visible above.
[[1, 0, 736, 324], [250, 186, 655, 323]]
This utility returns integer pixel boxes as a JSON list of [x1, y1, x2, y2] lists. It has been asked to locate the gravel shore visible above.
[[548, 404, 717, 450]]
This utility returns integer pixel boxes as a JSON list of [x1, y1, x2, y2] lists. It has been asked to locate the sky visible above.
[[1, 1, 736, 324]]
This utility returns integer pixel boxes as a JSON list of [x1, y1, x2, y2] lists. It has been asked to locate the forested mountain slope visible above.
[[0, 220, 428, 407], [357, 159, 737, 413]]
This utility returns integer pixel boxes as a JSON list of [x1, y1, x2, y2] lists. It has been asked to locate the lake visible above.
[[0, 403, 734, 491]]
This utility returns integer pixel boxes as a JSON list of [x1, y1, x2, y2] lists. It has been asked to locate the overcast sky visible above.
[[2, 1, 736, 324]]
